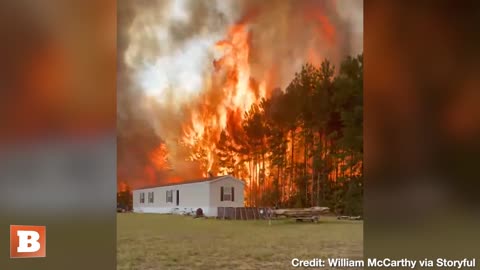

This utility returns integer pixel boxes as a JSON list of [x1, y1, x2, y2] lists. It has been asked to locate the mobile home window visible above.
[[148, 192, 154, 203], [221, 186, 234, 201], [166, 190, 173, 203], [140, 192, 145, 204]]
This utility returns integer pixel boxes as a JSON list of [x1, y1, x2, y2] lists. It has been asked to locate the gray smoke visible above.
[[117, 0, 363, 188]]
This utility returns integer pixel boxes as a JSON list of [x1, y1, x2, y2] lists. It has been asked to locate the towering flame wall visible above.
[[117, 0, 363, 207]]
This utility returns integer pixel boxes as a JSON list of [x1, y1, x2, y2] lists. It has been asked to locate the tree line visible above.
[[215, 54, 363, 215], [117, 54, 363, 216]]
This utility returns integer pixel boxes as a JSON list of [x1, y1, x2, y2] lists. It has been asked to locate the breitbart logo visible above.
[[10, 225, 46, 258]]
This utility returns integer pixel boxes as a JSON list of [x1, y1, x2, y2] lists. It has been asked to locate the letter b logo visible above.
[[10, 225, 46, 258]]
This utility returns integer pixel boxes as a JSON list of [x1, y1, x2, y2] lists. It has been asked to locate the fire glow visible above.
[[181, 22, 268, 176], [118, 0, 363, 207]]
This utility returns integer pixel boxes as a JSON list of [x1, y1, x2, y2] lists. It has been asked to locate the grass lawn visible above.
[[117, 213, 363, 270]]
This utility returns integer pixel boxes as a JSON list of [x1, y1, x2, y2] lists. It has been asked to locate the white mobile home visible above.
[[133, 175, 245, 217]]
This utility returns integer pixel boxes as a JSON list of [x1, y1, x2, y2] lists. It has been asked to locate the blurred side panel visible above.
[[365, 0, 480, 261], [0, 0, 116, 269]]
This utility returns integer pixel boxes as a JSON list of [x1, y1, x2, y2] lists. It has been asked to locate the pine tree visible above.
[[209, 54, 363, 213]]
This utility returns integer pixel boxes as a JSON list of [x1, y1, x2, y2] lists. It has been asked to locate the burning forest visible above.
[[118, 0, 363, 214]]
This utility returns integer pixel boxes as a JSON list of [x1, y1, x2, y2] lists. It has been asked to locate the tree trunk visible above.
[[290, 128, 295, 198], [304, 127, 308, 206], [251, 158, 254, 206], [262, 148, 266, 206]]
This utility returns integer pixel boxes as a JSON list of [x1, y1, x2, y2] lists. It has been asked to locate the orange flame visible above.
[[118, 1, 359, 206], [149, 143, 170, 170], [182, 23, 268, 176], [118, 181, 129, 193]]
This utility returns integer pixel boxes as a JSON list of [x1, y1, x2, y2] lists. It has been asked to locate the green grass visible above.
[[117, 213, 363, 270]]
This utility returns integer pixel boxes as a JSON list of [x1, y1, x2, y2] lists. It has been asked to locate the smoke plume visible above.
[[117, 0, 363, 189]]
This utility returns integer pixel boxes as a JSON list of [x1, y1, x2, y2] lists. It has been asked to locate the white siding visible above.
[[133, 181, 210, 214], [208, 177, 244, 216], [133, 176, 245, 216]]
